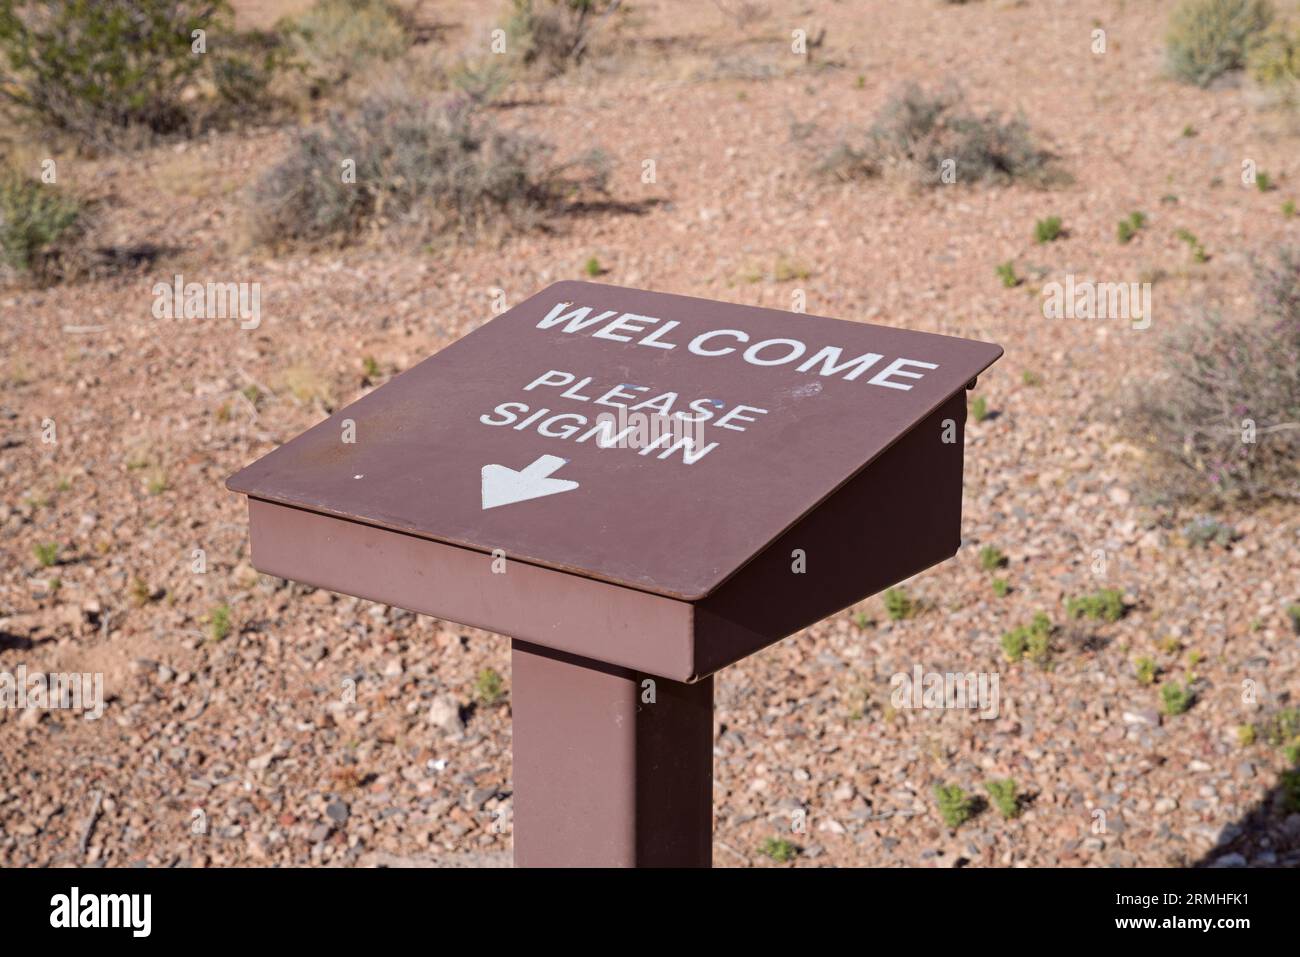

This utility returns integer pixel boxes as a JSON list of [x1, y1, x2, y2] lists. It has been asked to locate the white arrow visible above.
[[480, 454, 580, 510]]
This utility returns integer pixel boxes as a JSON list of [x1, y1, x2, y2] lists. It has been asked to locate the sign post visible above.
[[227, 282, 1002, 867]]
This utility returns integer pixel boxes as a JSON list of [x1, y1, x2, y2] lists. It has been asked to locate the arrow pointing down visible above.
[[480, 454, 579, 510]]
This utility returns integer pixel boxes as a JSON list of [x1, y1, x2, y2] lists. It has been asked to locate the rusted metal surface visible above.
[[227, 281, 1002, 601], [511, 640, 713, 867]]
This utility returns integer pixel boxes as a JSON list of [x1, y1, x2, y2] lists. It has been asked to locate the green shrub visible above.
[[33, 541, 58, 567], [283, 0, 410, 95], [979, 545, 1007, 571], [817, 83, 1057, 188], [475, 667, 506, 706], [991, 577, 1009, 598], [995, 260, 1021, 288], [1135, 656, 1158, 685], [1161, 681, 1194, 716], [1166, 0, 1274, 87], [0, 169, 85, 282], [934, 784, 974, 829], [1123, 248, 1300, 504], [1287, 602, 1300, 633], [1033, 215, 1063, 243], [1002, 612, 1052, 667], [1066, 588, 1125, 623], [970, 395, 988, 422], [758, 836, 798, 862], [0, 0, 232, 145], [984, 778, 1020, 819], [249, 88, 607, 248], [209, 603, 232, 642], [1117, 210, 1147, 243], [883, 586, 913, 621]]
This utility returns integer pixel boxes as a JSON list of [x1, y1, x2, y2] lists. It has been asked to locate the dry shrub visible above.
[[1166, 0, 1274, 87], [812, 83, 1058, 188], [1123, 250, 1300, 506], [506, 0, 624, 76], [282, 0, 412, 96], [248, 87, 607, 249]]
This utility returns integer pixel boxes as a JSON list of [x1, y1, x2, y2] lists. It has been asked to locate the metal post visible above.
[[510, 639, 714, 867]]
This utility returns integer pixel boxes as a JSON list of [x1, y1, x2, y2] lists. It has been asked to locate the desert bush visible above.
[[1122, 248, 1300, 505], [507, 0, 625, 75], [815, 84, 1056, 188], [1166, 0, 1274, 87], [0, 0, 235, 146], [0, 168, 86, 283], [282, 0, 411, 96], [249, 89, 607, 248]]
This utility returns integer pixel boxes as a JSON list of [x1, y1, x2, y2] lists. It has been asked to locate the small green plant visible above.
[[1284, 199, 1296, 218], [1176, 227, 1209, 262], [934, 784, 975, 829], [883, 586, 914, 621], [1161, 680, 1194, 716], [584, 255, 602, 277], [1020, 370, 1040, 386], [1002, 612, 1052, 667], [1117, 211, 1148, 244], [1033, 215, 1063, 244], [978, 545, 1007, 571], [1165, 0, 1274, 88], [759, 836, 798, 862], [130, 577, 152, 607], [1237, 723, 1257, 746], [33, 542, 59, 567], [1066, 588, 1125, 623], [1282, 770, 1300, 813], [209, 604, 232, 642], [1182, 124, 1198, 137], [995, 260, 1021, 288], [1135, 656, 1158, 685], [362, 356, 381, 381], [1261, 706, 1300, 747], [991, 577, 1010, 598], [475, 666, 506, 706], [984, 778, 1020, 819], [970, 395, 989, 422], [1285, 603, 1300, 634], [1255, 170, 1274, 192]]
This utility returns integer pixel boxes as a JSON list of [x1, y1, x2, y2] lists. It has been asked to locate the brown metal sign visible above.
[[228, 281, 1002, 601]]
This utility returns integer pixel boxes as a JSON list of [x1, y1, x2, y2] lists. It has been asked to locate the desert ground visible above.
[[1, 0, 1298, 867]]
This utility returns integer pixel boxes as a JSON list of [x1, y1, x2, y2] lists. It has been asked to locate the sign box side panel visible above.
[[691, 392, 968, 677], [244, 499, 699, 681]]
